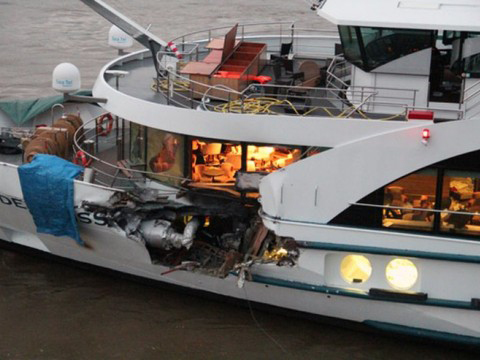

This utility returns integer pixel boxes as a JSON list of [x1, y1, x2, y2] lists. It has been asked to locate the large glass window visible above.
[[339, 26, 434, 72], [442, 31, 480, 77], [332, 150, 480, 239], [130, 123, 146, 166], [246, 145, 301, 172], [147, 129, 185, 186], [191, 139, 241, 183], [338, 26, 364, 68], [464, 33, 480, 77], [382, 169, 437, 232], [362, 27, 433, 70], [440, 170, 480, 235]]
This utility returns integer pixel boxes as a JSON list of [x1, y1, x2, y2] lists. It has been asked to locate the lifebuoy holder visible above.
[[73, 150, 91, 167], [96, 113, 114, 136]]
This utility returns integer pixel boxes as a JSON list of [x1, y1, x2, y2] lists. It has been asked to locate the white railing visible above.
[[464, 80, 480, 119], [154, 57, 424, 120], [72, 114, 188, 190]]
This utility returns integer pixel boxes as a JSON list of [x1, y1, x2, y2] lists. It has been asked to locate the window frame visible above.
[[329, 149, 480, 240], [338, 25, 435, 72]]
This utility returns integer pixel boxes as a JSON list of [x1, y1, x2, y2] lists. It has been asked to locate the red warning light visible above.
[[422, 129, 430, 140]]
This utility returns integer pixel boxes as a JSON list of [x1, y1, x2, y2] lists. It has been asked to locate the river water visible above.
[[0, 1, 478, 358]]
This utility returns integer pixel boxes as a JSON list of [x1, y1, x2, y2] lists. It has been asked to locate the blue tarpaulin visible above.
[[18, 155, 84, 244]]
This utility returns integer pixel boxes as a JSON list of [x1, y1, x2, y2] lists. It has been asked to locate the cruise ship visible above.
[[0, 0, 479, 345]]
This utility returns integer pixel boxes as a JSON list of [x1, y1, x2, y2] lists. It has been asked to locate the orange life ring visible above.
[[73, 150, 91, 167], [96, 113, 114, 136]]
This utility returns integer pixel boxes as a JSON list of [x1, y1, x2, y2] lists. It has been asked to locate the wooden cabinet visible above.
[[181, 39, 267, 100]]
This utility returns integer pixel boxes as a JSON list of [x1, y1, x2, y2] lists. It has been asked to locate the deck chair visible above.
[[284, 60, 321, 113], [271, 41, 293, 63]]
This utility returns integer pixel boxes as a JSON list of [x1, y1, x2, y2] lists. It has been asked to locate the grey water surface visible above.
[[0, 1, 478, 358]]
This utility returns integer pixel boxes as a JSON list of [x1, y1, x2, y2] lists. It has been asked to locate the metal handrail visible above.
[[151, 25, 422, 119], [352, 202, 480, 217], [202, 84, 241, 110], [326, 54, 349, 89], [464, 79, 480, 94], [170, 21, 326, 44], [73, 115, 191, 188], [344, 92, 377, 118], [464, 87, 480, 103], [155, 59, 419, 117]]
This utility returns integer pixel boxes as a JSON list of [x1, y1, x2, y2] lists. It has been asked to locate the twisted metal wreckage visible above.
[[82, 186, 299, 281]]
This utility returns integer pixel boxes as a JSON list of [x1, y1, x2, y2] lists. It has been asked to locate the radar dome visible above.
[[52, 63, 81, 93], [108, 25, 133, 49]]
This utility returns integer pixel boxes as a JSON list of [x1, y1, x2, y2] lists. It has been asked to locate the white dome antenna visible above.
[[52, 63, 106, 104], [52, 63, 81, 94], [108, 25, 133, 52]]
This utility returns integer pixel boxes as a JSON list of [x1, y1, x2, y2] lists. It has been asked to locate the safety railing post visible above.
[[460, 73, 466, 111], [95, 117, 99, 153], [167, 72, 171, 105], [190, 86, 194, 109]]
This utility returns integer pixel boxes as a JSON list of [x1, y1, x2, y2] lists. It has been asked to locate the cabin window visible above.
[[382, 169, 437, 232], [332, 150, 480, 238], [339, 26, 434, 71], [463, 33, 480, 77], [191, 140, 241, 183], [338, 26, 364, 68], [246, 145, 301, 172], [147, 129, 185, 186], [190, 141, 302, 183], [439, 170, 480, 236], [362, 27, 433, 70], [441, 31, 480, 78]]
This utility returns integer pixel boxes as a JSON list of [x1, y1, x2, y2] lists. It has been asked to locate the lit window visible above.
[[340, 255, 372, 284], [247, 145, 300, 172], [385, 258, 418, 291], [191, 140, 241, 183], [382, 168, 437, 231]]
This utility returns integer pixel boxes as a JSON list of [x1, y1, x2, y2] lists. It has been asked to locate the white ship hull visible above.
[[2, 0, 480, 347], [0, 162, 478, 344]]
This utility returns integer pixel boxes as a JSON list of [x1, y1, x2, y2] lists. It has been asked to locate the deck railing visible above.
[[153, 63, 421, 120], [351, 202, 480, 236], [150, 22, 427, 121], [463, 80, 480, 118], [72, 114, 188, 191], [170, 22, 338, 58]]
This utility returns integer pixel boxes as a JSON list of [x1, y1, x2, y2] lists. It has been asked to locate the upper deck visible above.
[[96, 22, 458, 135]]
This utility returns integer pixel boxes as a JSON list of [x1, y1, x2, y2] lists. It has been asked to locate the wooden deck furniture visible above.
[[180, 25, 267, 100]]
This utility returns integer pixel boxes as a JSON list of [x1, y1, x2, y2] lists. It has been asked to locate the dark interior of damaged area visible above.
[[82, 186, 299, 277]]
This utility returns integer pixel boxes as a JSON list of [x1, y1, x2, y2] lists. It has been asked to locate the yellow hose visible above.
[[151, 79, 190, 92]]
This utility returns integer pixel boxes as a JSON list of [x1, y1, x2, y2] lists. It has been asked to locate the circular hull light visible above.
[[340, 255, 372, 284], [386, 258, 418, 291]]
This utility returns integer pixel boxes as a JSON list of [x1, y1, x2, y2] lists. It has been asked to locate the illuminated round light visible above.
[[340, 255, 372, 284], [385, 258, 418, 291]]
